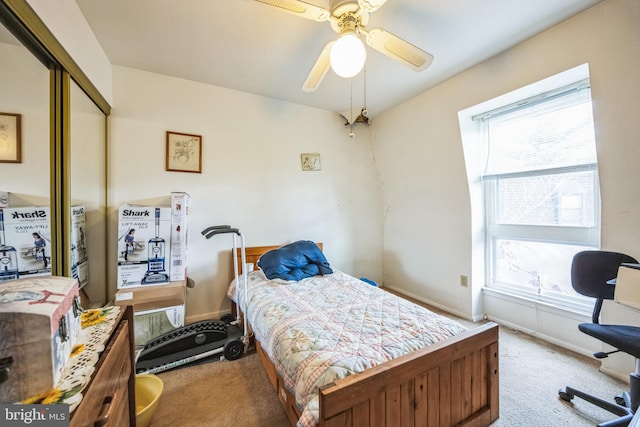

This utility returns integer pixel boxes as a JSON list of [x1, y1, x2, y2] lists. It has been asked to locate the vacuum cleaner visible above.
[[141, 207, 170, 285], [0, 210, 19, 282], [136, 225, 250, 374]]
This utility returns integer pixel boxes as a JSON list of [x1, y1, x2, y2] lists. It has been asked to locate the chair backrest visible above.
[[572, 251, 638, 324], [571, 250, 638, 300]]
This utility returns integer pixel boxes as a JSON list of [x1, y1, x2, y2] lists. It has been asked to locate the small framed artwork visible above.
[[0, 112, 22, 163], [301, 153, 321, 171], [166, 131, 202, 173]]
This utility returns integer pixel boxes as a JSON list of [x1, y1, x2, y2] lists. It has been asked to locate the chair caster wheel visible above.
[[614, 395, 626, 406], [558, 389, 574, 402]]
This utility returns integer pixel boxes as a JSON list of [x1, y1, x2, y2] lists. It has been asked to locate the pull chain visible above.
[[363, 66, 367, 117], [350, 78, 353, 124], [349, 79, 355, 138]]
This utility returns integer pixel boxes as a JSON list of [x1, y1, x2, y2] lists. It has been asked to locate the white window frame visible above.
[[477, 81, 600, 309], [484, 165, 600, 306]]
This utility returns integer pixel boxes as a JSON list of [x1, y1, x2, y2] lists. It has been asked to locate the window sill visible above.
[[483, 285, 593, 319]]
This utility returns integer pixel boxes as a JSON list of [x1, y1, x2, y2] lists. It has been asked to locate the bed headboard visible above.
[[232, 242, 323, 276]]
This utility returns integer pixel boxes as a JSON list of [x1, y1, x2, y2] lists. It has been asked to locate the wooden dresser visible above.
[[70, 305, 136, 427]]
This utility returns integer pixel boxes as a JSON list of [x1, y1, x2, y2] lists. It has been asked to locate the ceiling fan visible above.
[[253, 0, 434, 92]]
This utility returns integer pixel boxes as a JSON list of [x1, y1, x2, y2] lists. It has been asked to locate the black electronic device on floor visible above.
[[135, 225, 250, 375], [135, 315, 244, 374]]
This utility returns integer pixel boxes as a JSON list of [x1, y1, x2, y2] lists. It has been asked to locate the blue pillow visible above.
[[258, 240, 332, 281]]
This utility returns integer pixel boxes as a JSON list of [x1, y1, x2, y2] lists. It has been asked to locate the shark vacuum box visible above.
[[0, 206, 52, 283], [170, 192, 190, 282], [0, 276, 81, 403], [117, 205, 172, 288]]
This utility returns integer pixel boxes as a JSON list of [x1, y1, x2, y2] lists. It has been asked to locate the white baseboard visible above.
[[186, 309, 231, 325], [483, 313, 592, 358], [384, 285, 477, 322], [599, 366, 631, 383]]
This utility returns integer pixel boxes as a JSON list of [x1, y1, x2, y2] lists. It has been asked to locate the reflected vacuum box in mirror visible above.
[[71, 205, 89, 289], [0, 276, 81, 403], [117, 205, 171, 288], [0, 207, 52, 283]]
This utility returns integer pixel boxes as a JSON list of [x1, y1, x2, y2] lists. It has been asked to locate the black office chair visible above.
[[559, 250, 640, 427]]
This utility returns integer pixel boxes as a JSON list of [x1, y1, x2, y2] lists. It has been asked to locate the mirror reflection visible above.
[[70, 79, 107, 305], [0, 23, 51, 282]]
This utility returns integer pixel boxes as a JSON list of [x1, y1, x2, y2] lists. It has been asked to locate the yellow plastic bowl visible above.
[[135, 374, 164, 427]]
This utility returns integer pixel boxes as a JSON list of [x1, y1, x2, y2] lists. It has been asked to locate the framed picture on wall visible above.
[[166, 131, 202, 173], [0, 112, 22, 163], [301, 153, 321, 171]]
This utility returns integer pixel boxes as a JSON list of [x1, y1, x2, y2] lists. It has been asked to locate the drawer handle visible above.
[[0, 356, 13, 384], [94, 393, 117, 427]]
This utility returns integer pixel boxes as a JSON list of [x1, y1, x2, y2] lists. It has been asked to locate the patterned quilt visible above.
[[233, 270, 467, 427]]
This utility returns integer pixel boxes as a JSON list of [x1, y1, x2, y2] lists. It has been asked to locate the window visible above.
[[475, 78, 600, 301]]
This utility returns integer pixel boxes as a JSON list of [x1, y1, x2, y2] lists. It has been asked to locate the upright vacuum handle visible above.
[[202, 225, 242, 239], [201, 225, 231, 235]]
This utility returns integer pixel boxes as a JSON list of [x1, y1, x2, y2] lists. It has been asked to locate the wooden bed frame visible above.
[[233, 244, 500, 427]]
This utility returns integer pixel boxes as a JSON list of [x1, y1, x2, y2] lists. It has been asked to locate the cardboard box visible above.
[[117, 205, 172, 288], [71, 206, 89, 289], [114, 280, 186, 311], [170, 192, 190, 281], [0, 207, 52, 283], [114, 280, 186, 346], [0, 276, 81, 403], [615, 264, 640, 310]]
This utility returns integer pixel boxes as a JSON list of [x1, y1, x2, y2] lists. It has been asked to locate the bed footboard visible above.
[[318, 322, 499, 427]]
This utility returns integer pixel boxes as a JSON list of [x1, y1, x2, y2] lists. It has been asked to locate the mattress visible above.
[[231, 269, 467, 427]]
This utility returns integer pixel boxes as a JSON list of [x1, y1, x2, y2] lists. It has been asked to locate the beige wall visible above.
[[0, 43, 50, 206], [108, 67, 383, 321], [373, 0, 640, 377], [27, 0, 113, 104]]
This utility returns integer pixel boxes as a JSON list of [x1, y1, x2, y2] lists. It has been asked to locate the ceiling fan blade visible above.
[[253, 0, 330, 22], [357, 0, 388, 13], [363, 27, 434, 71], [302, 41, 333, 92]]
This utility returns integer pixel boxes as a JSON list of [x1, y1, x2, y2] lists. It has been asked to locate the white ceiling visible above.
[[73, 0, 601, 116]]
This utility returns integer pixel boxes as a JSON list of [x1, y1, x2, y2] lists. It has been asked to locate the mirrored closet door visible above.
[[70, 80, 107, 304], [0, 20, 51, 280], [1, 1, 110, 305]]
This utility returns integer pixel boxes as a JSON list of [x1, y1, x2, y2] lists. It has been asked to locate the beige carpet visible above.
[[150, 351, 289, 427], [489, 326, 628, 427], [148, 325, 630, 427]]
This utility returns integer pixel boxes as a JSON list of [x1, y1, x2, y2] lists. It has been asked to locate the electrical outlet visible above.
[[460, 275, 468, 287]]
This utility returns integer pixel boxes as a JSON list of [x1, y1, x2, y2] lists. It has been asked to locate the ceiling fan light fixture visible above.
[[330, 30, 366, 78]]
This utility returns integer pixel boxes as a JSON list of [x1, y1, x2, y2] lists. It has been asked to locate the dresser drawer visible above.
[[71, 319, 132, 427]]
